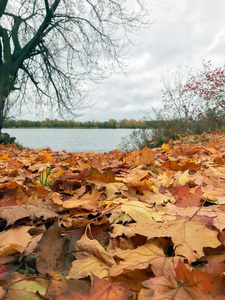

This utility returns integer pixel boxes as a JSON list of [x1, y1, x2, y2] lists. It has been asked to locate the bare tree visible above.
[[183, 60, 225, 120], [0, 0, 149, 136], [159, 68, 204, 121]]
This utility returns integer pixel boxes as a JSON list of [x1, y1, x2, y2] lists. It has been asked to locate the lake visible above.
[[2, 128, 134, 152]]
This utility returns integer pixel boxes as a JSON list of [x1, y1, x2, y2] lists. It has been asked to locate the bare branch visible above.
[[0, 0, 150, 124]]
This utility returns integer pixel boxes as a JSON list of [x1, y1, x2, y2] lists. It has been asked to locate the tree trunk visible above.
[[0, 98, 5, 133], [0, 64, 16, 143], [0, 62, 17, 120]]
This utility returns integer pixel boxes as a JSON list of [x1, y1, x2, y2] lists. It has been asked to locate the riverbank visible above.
[[3, 118, 146, 129]]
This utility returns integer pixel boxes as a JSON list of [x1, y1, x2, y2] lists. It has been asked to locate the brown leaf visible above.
[[0, 226, 32, 255], [0, 204, 58, 226], [87, 167, 118, 183], [76, 230, 115, 266], [36, 222, 68, 275], [109, 241, 164, 277], [51, 168, 89, 193], [112, 220, 221, 263]]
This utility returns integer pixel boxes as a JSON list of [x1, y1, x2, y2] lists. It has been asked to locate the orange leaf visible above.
[[87, 167, 117, 183], [173, 185, 203, 207], [143, 260, 213, 299], [89, 275, 132, 300]]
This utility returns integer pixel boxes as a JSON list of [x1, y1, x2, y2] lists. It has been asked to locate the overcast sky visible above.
[[71, 0, 225, 122], [19, 0, 225, 122]]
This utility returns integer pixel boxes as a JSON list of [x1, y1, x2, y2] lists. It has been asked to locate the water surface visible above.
[[2, 128, 133, 152]]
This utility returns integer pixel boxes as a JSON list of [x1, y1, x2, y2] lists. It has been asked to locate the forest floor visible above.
[[0, 132, 225, 299]]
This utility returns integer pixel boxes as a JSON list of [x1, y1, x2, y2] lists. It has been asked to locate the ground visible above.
[[0, 132, 225, 299]]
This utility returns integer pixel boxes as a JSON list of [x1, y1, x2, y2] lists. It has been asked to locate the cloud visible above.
[[21, 0, 225, 122]]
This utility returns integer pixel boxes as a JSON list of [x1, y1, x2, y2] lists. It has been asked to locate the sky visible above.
[[23, 0, 225, 122]]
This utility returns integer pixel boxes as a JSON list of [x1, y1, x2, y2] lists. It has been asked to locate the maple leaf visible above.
[[36, 222, 74, 276], [51, 168, 89, 193], [140, 191, 174, 207], [58, 275, 132, 300], [7, 278, 49, 300], [124, 147, 155, 166], [109, 241, 164, 277], [67, 232, 115, 279], [67, 255, 111, 279], [87, 167, 118, 183], [199, 254, 225, 297], [0, 204, 58, 226], [120, 200, 163, 223], [75, 231, 115, 265], [167, 203, 225, 231], [0, 226, 32, 255], [177, 170, 190, 185], [142, 260, 213, 300], [111, 269, 150, 292], [162, 160, 183, 171], [150, 256, 181, 277], [87, 181, 125, 201], [49, 278, 89, 299], [161, 143, 170, 150], [172, 185, 203, 207], [138, 146, 155, 165], [61, 188, 101, 210], [112, 220, 221, 263], [88, 275, 132, 300], [0, 287, 6, 299]]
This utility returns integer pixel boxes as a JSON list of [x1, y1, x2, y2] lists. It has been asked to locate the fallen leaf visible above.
[[109, 241, 164, 277], [36, 222, 69, 275], [67, 255, 110, 279], [7, 278, 49, 300], [120, 200, 162, 223], [0, 204, 58, 226], [88, 275, 132, 300], [161, 143, 170, 151], [0, 226, 32, 255], [172, 185, 203, 207], [178, 170, 189, 185], [76, 230, 115, 266], [87, 167, 117, 183], [112, 220, 221, 263], [142, 260, 213, 300]]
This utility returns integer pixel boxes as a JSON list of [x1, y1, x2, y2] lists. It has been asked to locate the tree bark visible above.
[[0, 63, 15, 132], [0, 0, 8, 18]]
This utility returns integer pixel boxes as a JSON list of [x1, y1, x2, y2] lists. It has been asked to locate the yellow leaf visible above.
[[161, 143, 170, 150], [202, 189, 223, 202], [8, 278, 49, 300], [0, 153, 10, 161], [120, 200, 162, 223], [67, 255, 110, 279], [178, 170, 189, 185], [109, 241, 164, 277]]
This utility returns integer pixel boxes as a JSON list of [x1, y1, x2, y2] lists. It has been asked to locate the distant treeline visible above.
[[3, 118, 160, 129]]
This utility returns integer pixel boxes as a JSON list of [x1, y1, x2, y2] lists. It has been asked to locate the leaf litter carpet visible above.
[[0, 133, 225, 299]]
